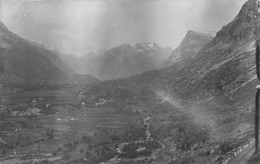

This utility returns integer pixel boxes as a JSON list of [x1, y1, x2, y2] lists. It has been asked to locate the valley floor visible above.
[[0, 84, 256, 164]]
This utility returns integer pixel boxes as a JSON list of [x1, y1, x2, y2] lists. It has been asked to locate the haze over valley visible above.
[[1, 0, 260, 164]]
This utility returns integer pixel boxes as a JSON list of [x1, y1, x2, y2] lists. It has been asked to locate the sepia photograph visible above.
[[0, 0, 259, 163]]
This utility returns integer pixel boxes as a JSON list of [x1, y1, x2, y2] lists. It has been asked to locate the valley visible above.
[[0, 79, 255, 164], [0, 0, 260, 163], [0, 85, 140, 164]]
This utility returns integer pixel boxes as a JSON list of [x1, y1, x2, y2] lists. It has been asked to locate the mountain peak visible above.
[[210, 0, 257, 45], [0, 21, 8, 32], [161, 30, 213, 68], [181, 30, 214, 46], [98, 43, 172, 80]]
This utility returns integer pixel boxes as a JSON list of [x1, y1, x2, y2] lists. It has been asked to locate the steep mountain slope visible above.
[[154, 0, 257, 101], [161, 30, 214, 68], [79, 0, 258, 163], [84, 0, 257, 103], [31, 43, 100, 85], [0, 21, 76, 85], [57, 43, 171, 80]]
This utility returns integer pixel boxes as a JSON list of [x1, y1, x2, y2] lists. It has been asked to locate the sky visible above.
[[0, 0, 247, 56]]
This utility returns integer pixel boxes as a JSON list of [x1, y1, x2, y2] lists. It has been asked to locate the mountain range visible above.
[[83, 0, 257, 102], [80, 0, 258, 151], [57, 43, 172, 80], [1, 0, 257, 105], [0, 0, 258, 163], [56, 30, 217, 80]]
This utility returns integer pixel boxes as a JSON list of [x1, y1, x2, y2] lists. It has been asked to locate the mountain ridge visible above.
[[161, 30, 214, 68], [0, 21, 77, 85], [57, 42, 172, 80], [81, 0, 258, 131]]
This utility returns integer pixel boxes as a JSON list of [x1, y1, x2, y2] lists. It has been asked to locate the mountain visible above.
[[57, 43, 172, 80], [79, 0, 258, 162], [0, 1, 257, 163], [98, 43, 172, 80], [0, 21, 76, 85], [87, 0, 257, 101], [154, 0, 257, 101], [56, 50, 104, 78], [161, 30, 214, 68]]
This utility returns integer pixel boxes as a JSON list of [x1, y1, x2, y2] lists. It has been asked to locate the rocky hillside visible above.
[[154, 0, 257, 101], [80, 0, 258, 155], [84, 0, 257, 102], [161, 30, 214, 68], [0, 21, 77, 85]]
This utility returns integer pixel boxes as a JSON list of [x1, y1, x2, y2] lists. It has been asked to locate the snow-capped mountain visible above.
[[98, 43, 172, 80]]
